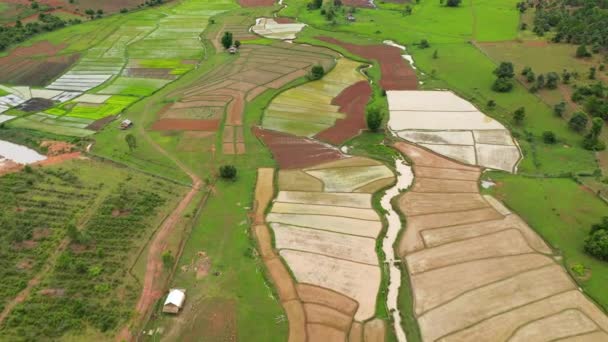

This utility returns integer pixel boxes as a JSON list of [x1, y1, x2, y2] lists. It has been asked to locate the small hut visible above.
[[119, 119, 133, 130], [228, 46, 238, 54], [346, 14, 356, 22], [163, 289, 186, 314]]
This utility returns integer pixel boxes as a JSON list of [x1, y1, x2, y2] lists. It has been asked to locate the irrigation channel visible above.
[[380, 155, 413, 342]]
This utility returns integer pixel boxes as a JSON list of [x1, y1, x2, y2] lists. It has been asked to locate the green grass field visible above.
[[485, 173, 608, 312]]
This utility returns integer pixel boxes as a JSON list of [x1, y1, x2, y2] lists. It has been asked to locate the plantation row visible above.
[[0, 168, 97, 313], [1, 180, 178, 340]]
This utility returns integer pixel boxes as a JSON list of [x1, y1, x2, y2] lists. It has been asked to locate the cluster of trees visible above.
[[220, 31, 241, 50], [533, 0, 608, 52], [492, 62, 515, 92], [521, 67, 560, 92], [0, 14, 80, 51], [585, 216, 608, 261]]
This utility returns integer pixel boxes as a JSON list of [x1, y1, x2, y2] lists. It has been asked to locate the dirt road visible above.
[[116, 121, 202, 342]]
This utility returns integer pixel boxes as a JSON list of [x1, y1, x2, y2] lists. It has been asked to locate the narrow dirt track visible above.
[[116, 114, 202, 342]]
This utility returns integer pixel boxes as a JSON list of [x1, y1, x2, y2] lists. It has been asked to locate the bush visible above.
[[542, 131, 556, 144], [419, 39, 430, 49], [492, 77, 513, 92], [445, 0, 461, 7], [308, 65, 325, 80], [568, 112, 589, 133], [585, 228, 608, 261], [366, 108, 383, 131], [162, 250, 175, 269], [576, 44, 591, 58], [513, 107, 526, 125], [219, 165, 237, 180]]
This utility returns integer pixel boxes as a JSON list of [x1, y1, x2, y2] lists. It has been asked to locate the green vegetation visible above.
[[485, 173, 608, 311], [97, 77, 170, 97], [585, 217, 608, 261], [0, 160, 184, 340]]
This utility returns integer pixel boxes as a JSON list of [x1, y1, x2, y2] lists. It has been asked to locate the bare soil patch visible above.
[[253, 127, 345, 169], [237, 0, 275, 7], [40, 141, 75, 156], [179, 298, 237, 342], [316, 80, 371, 145], [32, 227, 52, 240], [297, 284, 358, 316], [15, 98, 54, 112], [253, 168, 274, 224], [151, 119, 220, 131], [317, 37, 418, 90], [0, 41, 79, 86], [86, 115, 116, 131]]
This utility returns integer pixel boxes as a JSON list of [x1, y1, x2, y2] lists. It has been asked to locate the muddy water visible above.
[[0, 140, 46, 164], [380, 157, 413, 342]]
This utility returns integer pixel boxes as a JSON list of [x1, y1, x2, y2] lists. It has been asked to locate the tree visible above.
[[513, 107, 526, 125], [125, 134, 137, 152], [589, 67, 596, 80], [403, 5, 412, 15], [585, 220, 608, 261], [492, 77, 513, 93], [526, 70, 536, 83], [546, 72, 559, 89], [554, 101, 566, 117], [487, 100, 496, 109], [419, 39, 430, 49], [576, 44, 591, 58], [583, 117, 606, 151], [307, 0, 323, 10], [568, 112, 589, 133], [493, 62, 515, 79], [366, 107, 383, 131], [309, 64, 325, 80], [536, 74, 545, 89], [219, 165, 237, 180], [542, 131, 556, 144], [562, 69, 571, 84], [221, 31, 233, 50], [234, 40, 241, 48], [446, 0, 462, 7], [162, 250, 175, 269]]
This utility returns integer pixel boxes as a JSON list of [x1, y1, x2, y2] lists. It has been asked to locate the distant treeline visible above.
[[534, 0, 608, 51], [0, 14, 80, 52]]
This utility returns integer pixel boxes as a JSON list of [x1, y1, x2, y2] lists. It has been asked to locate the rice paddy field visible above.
[[2, 0, 608, 341]]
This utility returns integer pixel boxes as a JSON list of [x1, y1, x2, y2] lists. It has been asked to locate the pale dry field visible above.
[[395, 142, 608, 342], [388, 91, 521, 172]]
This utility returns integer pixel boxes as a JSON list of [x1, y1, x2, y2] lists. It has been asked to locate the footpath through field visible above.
[[116, 105, 203, 342]]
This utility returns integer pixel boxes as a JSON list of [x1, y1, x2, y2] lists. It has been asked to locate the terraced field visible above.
[[395, 142, 608, 341], [1, 0, 235, 137], [254, 158, 395, 341], [262, 58, 367, 139], [388, 90, 521, 173], [160, 41, 338, 154]]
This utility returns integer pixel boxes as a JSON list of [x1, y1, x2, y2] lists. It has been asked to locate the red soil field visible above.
[[0, 0, 164, 15], [341, 0, 374, 8], [274, 17, 295, 24], [151, 119, 220, 131], [253, 127, 346, 169], [0, 41, 78, 86], [315, 80, 371, 145], [238, 0, 275, 7], [317, 36, 418, 90]]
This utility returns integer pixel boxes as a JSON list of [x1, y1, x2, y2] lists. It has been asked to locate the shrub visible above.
[[366, 108, 383, 131], [585, 229, 608, 261], [419, 39, 430, 49], [446, 0, 461, 7], [162, 250, 175, 269], [219, 165, 237, 180], [492, 77, 513, 92], [568, 112, 589, 133], [542, 131, 556, 144], [576, 44, 591, 58], [308, 65, 325, 80], [513, 107, 526, 125], [221, 31, 233, 50]]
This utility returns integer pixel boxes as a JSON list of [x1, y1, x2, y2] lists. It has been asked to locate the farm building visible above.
[[120, 119, 133, 130], [228, 46, 238, 54], [347, 14, 356, 22], [163, 289, 186, 314]]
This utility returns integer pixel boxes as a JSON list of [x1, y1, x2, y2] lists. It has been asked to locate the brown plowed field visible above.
[[151, 119, 219, 131], [342, 0, 374, 8], [317, 37, 418, 90], [315, 80, 371, 145], [395, 141, 608, 341], [253, 127, 345, 169], [160, 43, 336, 155], [237, 0, 275, 7], [0, 0, 166, 16], [0, 42, 79, 86]]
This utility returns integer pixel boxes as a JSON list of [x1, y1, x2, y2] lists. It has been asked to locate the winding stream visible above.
[[380, 156, 413, 342]]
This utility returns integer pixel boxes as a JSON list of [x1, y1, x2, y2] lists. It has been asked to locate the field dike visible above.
[[379, 158, 413, 342]]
